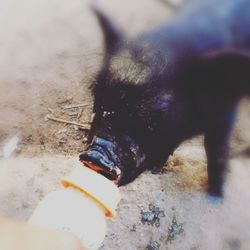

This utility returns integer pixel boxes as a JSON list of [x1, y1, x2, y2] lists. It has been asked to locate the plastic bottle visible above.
[[28, 165, 121, 250]]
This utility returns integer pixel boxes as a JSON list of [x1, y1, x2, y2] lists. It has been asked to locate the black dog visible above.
[[80, 0, 250, 198]]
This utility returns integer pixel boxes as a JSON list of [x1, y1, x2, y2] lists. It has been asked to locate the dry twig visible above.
[[77, 107, 83, 119], [63, 103, 89, 110], [46, 115, 90, 130]]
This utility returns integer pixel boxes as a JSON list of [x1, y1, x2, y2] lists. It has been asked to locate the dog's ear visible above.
[[92, 6, 123, 55]]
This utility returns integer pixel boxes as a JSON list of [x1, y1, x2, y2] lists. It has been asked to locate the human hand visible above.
[[0, 217, 86, 250]]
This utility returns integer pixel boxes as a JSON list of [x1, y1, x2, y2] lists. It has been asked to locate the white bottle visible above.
[[29, 165, 121, 250]]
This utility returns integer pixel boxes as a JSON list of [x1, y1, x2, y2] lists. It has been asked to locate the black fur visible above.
[[82, 0, 250, 197]]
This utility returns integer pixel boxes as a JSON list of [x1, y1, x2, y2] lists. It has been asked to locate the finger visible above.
[[0, 218, 86, 250]]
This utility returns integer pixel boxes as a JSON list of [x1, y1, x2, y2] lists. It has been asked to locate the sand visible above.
[[0, 0, 249, 249]]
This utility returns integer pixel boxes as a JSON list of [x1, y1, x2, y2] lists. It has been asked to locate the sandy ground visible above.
[[0, 0, 249, 249]]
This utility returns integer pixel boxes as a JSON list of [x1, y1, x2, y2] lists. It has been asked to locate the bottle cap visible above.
[[61, 165, 121, 217]]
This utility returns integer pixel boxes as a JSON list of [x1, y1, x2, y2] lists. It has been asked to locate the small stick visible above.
[[68, 112, 78, 116], [90, 113, 96, 123], [77, 107, 83, 119], [63, 103, 89, 110], [48, 108, 54, 114], [46, 115, 90, 130]]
